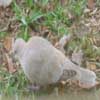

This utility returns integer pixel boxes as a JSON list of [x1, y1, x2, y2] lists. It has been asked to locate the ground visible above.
[[0, 0, 100, 96]]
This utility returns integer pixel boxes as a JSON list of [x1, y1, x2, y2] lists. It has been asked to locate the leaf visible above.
[[55, 34, 72, 53], [3, 37, 12, 52], [23, 27, 29, 41], [29, 11, 44, 22], [96, 62, 100, 68], [21, 17, 27, 26], [0, 32, 7, 38], [12, 1, 22, 20], [86, 61, 96, 70], [87, 0, 95, 9], [5, 53, 16, 73], [42, 0, 49, 6], [60, 0, 68, 6], [72, 49, 83, 66], [26, 0, 33, 7]]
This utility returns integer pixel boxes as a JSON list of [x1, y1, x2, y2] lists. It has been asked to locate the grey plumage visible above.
[[12, 36, 97, 87], [59, 69, 77, 81], [0, 0, 12, 7]]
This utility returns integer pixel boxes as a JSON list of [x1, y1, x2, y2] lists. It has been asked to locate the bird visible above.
[[0, 0, 12, 7], [12, 36, 97, 89]]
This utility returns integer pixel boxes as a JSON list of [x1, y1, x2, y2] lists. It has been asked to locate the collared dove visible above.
[[0, 0, 12, 7], [12, 36, 97, 88]]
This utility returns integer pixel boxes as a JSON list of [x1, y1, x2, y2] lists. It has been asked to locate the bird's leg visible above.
[[27, 83, 55, 93], [47, 82, 65, 95]]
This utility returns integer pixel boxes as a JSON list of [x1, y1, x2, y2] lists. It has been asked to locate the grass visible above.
[[12, 0, 86, 39], [0, 0, 100, 97], [0, 32, 8, 38], [0, 68, 28, 95]]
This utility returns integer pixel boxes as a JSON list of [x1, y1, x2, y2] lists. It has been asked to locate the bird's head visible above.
[[11, 38, 26, 59]]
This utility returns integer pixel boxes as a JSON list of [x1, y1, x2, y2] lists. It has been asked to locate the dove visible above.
[[12, 36, 97, 88], [0, 0, 12, 7]]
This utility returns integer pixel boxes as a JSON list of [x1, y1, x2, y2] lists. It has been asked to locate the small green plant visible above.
[[12, 0, 44, 40], [0, 67, 28, 95], [0, 32, 8, 38], [68, 0, 86, 17]]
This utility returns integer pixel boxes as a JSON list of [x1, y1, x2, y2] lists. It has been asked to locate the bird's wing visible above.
[[59, 69, 77, 81]]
